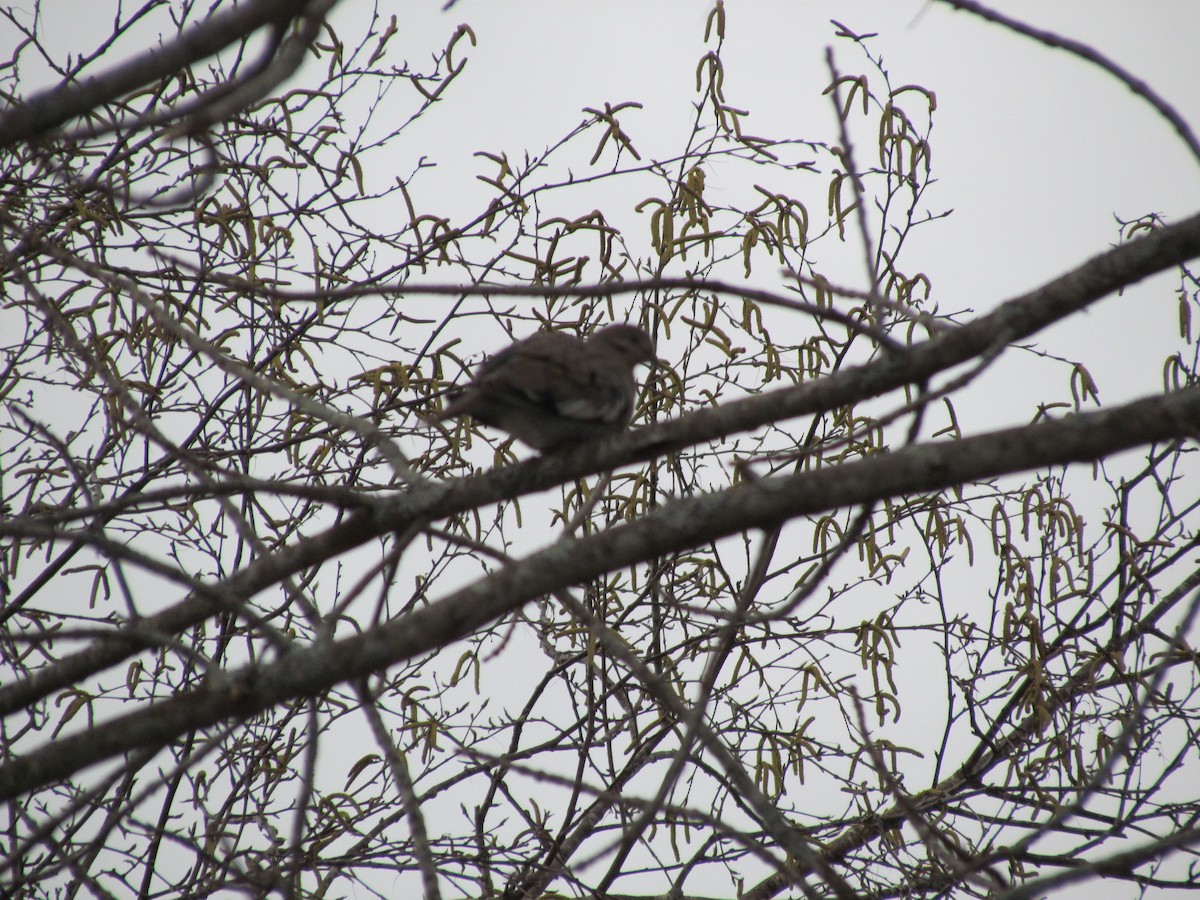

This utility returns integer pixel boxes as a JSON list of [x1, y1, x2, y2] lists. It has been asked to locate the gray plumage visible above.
[[434, 324, 656, 451]]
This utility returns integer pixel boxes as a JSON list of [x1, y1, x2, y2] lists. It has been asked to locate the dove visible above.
[[433, 323, 656, 451]]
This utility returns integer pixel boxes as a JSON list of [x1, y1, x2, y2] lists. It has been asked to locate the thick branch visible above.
[[2, 385, 1199, 801], [0, 0, 317, 147], [2, 209, 1199, 719]]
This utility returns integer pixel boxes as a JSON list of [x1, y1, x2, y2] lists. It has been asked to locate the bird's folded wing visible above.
[[474, 333, 627, 423]]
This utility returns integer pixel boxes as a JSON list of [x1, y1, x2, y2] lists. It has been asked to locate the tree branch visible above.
[[0, 0, 323, 147], [2, 209, 1198, 720], [3, 384, 1199, 801]]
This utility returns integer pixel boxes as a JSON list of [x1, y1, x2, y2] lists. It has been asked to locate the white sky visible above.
[[5, 2, 1200, 896], [332, 8, 1200, 893], [379, 0, 1200, 433], [14, 0, 1197, 424]]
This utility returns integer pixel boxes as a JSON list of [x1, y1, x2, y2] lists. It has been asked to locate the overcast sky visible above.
[[12, 0, 1197, 423], [4, 5, 1198, 895], [376, 0, 1200, 434]]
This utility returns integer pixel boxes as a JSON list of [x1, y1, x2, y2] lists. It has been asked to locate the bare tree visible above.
[[2, 2, 1199, 898]]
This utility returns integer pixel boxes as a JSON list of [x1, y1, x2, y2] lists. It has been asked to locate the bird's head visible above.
[[590, 323, 657, 368]]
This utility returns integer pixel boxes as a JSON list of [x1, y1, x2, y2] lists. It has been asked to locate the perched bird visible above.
[[433, 323, 656, 451]]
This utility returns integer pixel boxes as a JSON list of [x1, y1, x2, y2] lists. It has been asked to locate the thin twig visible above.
[[938, 0, 1200, 168]]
